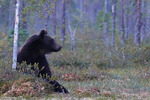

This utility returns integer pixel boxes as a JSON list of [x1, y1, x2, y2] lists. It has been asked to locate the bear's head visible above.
[[38, 29, 62, 54], [20, 29, 61, 55]]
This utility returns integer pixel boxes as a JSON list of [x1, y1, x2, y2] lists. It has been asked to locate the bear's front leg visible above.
[[38, 60, 69, 93], [49, 80, 69, 93]]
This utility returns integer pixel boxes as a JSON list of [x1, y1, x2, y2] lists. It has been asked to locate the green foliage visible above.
[[96, 11, 112, 32], [131, 45, 150, 64], [25, 0, 55, 18], [50, 50, 90, 68], [0, 33, 12, 59], [8, 28, 29, 46], [0, 0, 9, 8], [96, 11, 104, 31]]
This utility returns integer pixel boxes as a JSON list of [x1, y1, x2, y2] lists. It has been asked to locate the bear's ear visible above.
[[39, 29, 47, 38]]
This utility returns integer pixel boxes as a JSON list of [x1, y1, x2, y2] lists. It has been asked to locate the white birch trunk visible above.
[[68, 22, 79, 51], [12, 0, 20, 69], [67, 12, 79, 51]]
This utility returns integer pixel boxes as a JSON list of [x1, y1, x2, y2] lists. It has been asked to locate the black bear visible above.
[[17, 29, 69, 93]]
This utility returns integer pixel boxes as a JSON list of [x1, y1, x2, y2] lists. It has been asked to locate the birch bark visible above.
[[12, 0, 20, 69]]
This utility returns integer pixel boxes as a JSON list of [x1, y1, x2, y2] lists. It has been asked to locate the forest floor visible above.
[[0, 33, 150, 99], [0, 65, 150, 99]]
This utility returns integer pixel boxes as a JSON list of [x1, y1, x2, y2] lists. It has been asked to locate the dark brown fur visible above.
[[17, 29, 69, 93]]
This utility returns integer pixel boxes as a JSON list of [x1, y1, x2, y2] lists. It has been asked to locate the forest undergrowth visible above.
[[0, 32, 150, 99]]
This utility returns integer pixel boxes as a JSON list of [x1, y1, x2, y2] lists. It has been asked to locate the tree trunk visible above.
[[120, 0, 126, 61], [104, 0, 109, 48], [135, 0, 142, 46], [111, 0, 116, 46], [120, 0, 125, 46], [53, 0, 57, 40], [68, 24, 76, 51], [61, 0, 66, 43], [125, 0, 129, 39], [141, 0, 147, 41], [67, 12, 78, 51], [12, 0, 20, 69]]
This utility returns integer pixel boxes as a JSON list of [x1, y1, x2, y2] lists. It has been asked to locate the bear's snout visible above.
[[54, 44, 62, 52], [57, 45, 62, 51]]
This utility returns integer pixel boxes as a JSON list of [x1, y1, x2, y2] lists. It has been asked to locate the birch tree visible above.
[[12, 0, 20, 69], [67, 12, 79, 51]]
